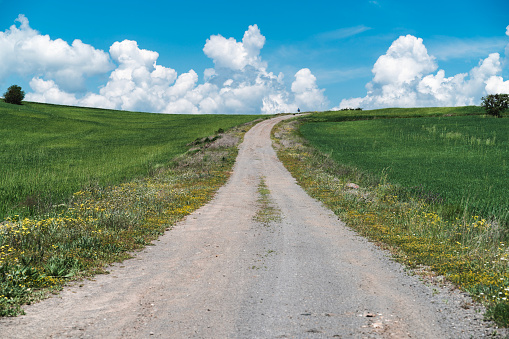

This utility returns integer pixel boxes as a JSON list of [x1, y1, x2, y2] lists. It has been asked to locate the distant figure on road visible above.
[[297, 108, 300, 113]]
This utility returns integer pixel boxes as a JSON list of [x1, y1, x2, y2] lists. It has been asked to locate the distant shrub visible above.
[[3, 85, 25, 105], [339, 107, 363, 111], [481, 93, 509, 118]]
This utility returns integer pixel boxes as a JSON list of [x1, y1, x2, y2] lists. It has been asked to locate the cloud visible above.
[[27, 78, 79, 106], [486, 76, 509, 94], [260, 68, 328, 114], [316, 25, 371, 41], [337, 31, 509, 110], [82, 39, 180, 112], [203, 24, 266, 71], [18, 19, 326, 114], [291, 68, 327, 110], [372, 35, 437, 85], [0, 15, 113, 92]]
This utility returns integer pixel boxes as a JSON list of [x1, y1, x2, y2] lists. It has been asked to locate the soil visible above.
[[1, 114, 507, 338]]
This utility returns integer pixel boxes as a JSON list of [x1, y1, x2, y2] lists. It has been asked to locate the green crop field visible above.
[[0, 100, 262, 219], [274, 106, 509, 326], [306, 106, 482, 122], [301, 107, 509, 223]]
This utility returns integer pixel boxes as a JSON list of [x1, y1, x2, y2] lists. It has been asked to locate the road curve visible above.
[[0, 115, 482, 338]]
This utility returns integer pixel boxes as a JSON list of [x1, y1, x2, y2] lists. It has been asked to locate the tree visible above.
[[481, 93, 509, 118], [3, 85, 25, 105]]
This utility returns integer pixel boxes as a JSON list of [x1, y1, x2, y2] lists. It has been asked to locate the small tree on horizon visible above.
[[481, 93, 509, 118], [3, 85, 25, 105]]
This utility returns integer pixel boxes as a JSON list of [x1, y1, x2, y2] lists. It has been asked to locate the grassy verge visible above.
[[273, 116, 509, 327], [0, 121, 255, 316]]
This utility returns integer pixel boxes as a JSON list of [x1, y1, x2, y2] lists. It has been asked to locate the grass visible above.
[[0, 116, 256, 316], [300, 114, 509, 224], [273, 107, 509, 327], [306, 106, 483, 123], [0, 100, 263, 219], [253, 177, 281, 226]]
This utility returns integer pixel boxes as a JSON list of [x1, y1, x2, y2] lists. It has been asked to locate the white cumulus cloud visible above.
[[337, 31, 509, 110], [27, 78, 79, 106], [486, 76, 509, 94], [291, 68, 327, 110], [19, 19, 326, 114], [371, 35, 437, 85], [203, 24, 266, 71], [0, 15, 113, 92]]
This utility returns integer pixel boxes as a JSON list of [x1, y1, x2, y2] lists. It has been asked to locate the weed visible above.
[[486, 302, 509, 327]]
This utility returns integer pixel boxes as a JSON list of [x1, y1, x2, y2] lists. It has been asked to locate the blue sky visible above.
[[1, 0, 508, 113]]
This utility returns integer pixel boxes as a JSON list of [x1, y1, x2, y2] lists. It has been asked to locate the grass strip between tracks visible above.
[[273, 117, 509, 327]]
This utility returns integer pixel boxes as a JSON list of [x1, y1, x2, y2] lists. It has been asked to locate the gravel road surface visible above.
[[0, 115, 502, 338]]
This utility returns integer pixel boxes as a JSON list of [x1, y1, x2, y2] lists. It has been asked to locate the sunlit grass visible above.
[[300, 113, 509, 225], [273, 113, 509, 327], [0, 112, 256, 316], [307, 106, 483, 123], [0, 100, 262, 219]]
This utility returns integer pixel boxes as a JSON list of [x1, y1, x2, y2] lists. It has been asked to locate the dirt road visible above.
[[0, 115, 496, 338]]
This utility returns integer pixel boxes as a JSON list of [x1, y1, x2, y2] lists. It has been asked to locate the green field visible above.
[[301, 107, 509, 222], [0, 101, 262, 219], [275, 107, 509, 326], [306, 106, 482, 122]]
